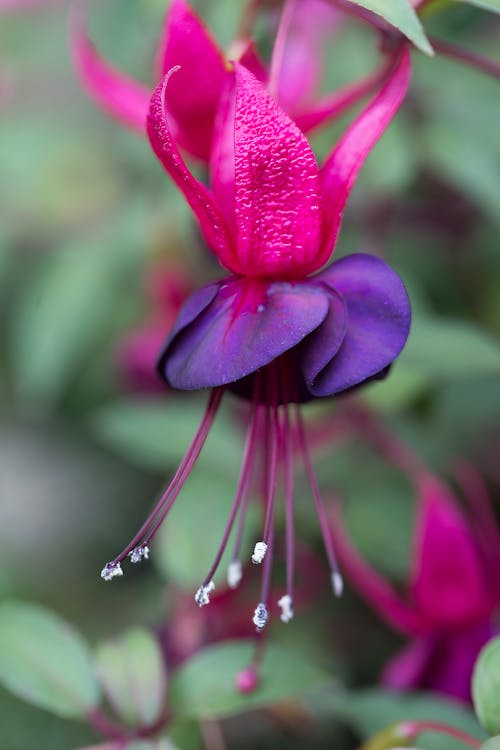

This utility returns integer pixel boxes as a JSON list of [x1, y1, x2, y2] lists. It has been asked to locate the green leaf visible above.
[[169, 641, 332, 719], [155, 464, 258, 588], [92, 397, 244, 472], [347, 0, 433, 54], [94, 627, 166, 728], [0, 601, 100, 719], [333, 688, 486, 750], [456, 0, 500, 12], [473, 636, 500, 735]]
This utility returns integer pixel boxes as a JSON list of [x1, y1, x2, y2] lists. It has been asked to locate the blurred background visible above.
[[1, 0, 500, 748]]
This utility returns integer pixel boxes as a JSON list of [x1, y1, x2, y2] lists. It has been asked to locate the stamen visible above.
[[252, 602, 269, 631], [195, 580, 215, 607], [199, 377, 262, 590], [227, 559, 243, 589], [99, 388, 223, 578], [282, 402, 295, 605], [252, 541, 268, 564], [277, 594, 294, 623], [128, 544, 149, 564], [331, 570, 344, 598], [100, 561, 123, 581], [295, 406, 343, 597]]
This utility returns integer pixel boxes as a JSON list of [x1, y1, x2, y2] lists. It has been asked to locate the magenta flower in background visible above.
[[333, 465, 500, 702], [100, 45, 411, 635], [71, 0, 388, 160], [117, 263, 192, 394]]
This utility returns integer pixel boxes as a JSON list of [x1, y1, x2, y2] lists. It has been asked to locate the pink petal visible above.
[[294, 59, 389, 134], [331, 504, 424, 635], [410, 474, 490, 626], [275, 0, 342, 114], [237, 40, 268, 83], [70, 4, 151, 133], [318, 46, 411, 264], [226, 64, 323, 278], [147, 70, 235, 270], [154, 0, 228, 161], [381, 635, 437, 691]]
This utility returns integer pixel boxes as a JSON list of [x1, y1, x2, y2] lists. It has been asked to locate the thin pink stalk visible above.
[[402, 720, 482, 748], [201, 389, 261, 587], [111, 388, 223, 564], [283, 405, 295, 598]]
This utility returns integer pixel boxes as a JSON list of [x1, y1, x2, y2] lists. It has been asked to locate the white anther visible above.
[[251, 541, 268, 564], [277, 594, 294, 623], [252, 602, 269, 631], [100, 561, 123, 581], [195, 580, 215, 607], [227, 560, 243, 589], [331, 570, 344, 597], [129, 544, 150, 564]]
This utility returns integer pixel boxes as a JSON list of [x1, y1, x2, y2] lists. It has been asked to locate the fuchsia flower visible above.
[[333, 465, 500, 702], [100, 44, 411, 634], [71, 0, 388, 160]]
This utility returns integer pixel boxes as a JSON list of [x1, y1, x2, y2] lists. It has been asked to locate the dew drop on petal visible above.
[[195, 580, 215, 607], [227, 560, 243, 589], [128, 544, 150, 564], [277, 594, 294, 623], [251, 541, 268, 564], [100, 561, 123, 581], [253, 601, 269, 631]]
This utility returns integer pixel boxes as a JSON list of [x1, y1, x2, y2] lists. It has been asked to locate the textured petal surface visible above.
[[305, 253, 411, 396], [154, 0, 227, 161], [160, 278, 329, 389], [317, 47, 411, 264], [410, 474, 490, 626], [147, 71, 234, 268], [70, 4, 150, 133], [229, 64, 323, 277]]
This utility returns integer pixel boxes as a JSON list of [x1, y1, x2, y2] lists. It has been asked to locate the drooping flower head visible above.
[[334, 462, 500, 702], [71, 0, 390, 160], [100, 30, 412, 635]]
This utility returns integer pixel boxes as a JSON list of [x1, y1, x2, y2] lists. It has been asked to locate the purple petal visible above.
[[317, 47, 411, 265], [70, 4, 150, 133], [228, 64, 323, 278], [154, 0, 227, 161], [305, 253, 411, 396], [410, 474, 490, 626], [300, 289, 347, 386], [147, 71, 235, 270], [159, 278, 329, 390]]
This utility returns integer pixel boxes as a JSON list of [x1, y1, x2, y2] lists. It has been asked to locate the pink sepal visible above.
[[70, 3, 151, 133], [147, 69, 234, 270], [318, 46, 411, 264]]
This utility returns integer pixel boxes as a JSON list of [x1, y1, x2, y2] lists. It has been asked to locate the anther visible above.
[[227, 560, 243, 589], [100, 561, 123, 581], [252, 602, 269, 631], [331, 570, 344, 597], [128, 544, 150, 564], [195, 580, 215, 607], [277, 594, 293, 623], [252, 541, 268, 564]]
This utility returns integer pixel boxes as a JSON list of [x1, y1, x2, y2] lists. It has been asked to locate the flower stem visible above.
[[431, 37, 500, 80]]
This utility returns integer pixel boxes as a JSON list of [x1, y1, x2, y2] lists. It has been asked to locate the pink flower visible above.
[[71, 0, 388, 160], [116, 263, 192, 394], [333, 464, 500, 702]]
